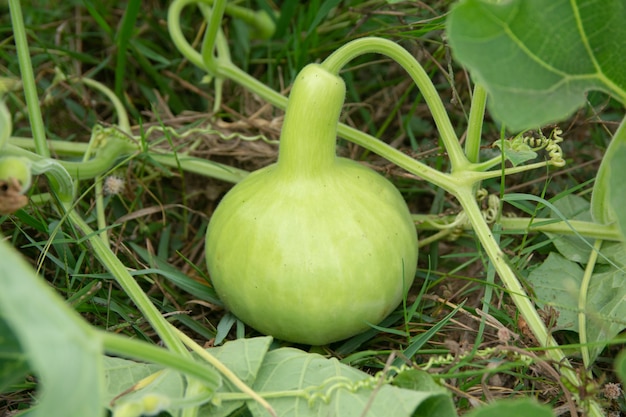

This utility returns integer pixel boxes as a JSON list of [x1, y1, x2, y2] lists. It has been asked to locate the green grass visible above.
[[1, 0, 624, 415]]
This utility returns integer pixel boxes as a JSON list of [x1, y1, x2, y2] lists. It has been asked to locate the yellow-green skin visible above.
[[205, 159, 417, 345], [205, 63, 418, 345]]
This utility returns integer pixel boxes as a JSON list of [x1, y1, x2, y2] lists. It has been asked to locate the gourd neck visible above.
[[276, 64, 346, 177]]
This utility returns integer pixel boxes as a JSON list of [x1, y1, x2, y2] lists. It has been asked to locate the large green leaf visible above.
[[0, 238, 104, 417], [200, 336, 273, 417], [526, 253, 582, 332], [545, 195, 626, 265], [246, 347, 456, 417], [104, 337, 456, 417], [103, 357, 165, 406], [591, 116, 626, 229], [0, 315, 30, 393], [527, 252, 626, 361], [447, 0, 626, 131], [105, 337, 273, 417], [602, 125, 626, 238]]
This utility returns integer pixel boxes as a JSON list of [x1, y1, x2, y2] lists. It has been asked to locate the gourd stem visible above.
[[322, 37, 467, 172], [277, 64, 346, 176], [168, 0, 206, 70], [458, 188, 606, 417]]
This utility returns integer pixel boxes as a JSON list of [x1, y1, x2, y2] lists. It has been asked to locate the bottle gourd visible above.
[[206, 64, 418, 345]]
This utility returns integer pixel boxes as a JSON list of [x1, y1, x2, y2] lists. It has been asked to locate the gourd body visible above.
[[205, 64, 418, 345]]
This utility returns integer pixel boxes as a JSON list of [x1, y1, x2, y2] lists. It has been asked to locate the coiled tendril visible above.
[[508, 127, 566, 167]]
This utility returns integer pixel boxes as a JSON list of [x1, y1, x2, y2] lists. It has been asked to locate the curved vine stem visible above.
[[322, 37, 467, 172], [68, 211, 189, 356], [455, 188, 603, 417], [78, 77, 131, 134], [168, 0, 207, 70]]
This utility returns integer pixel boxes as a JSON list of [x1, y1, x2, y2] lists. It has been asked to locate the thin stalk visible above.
[[413, 213, 623, 242], [78, 125, 111, 247], [79, 77, 131, 134], [322, 37, 467, 172], [337, 122, 453, 189], [9, 136, 87, 156], [199, 1, 226, 74], [1, 99, 12, 149], [416, 228, 456, 248], [472, 155, 554, 175], [102, 331, 220, 390], [219, 63, 287, 108], [167, 0, 241, 97], [7, 139, 249, 184], [29, 159, 74, 206], [174, 328, 278, 417], [150, 153, 249, 183], [8, 0, 49, 157], [94, 178, 110, 247], [4, 140, 137, 180], [168, 0, 207, 70], [197, 3, 231, 112], [220, 3, 274, 39], [464, 84, 487, 163], [168, 0, 273, 75], [578, 239, 602, 368], [454, 187, 603, 417], [68, 210, 188, 356], [499, 217, 622, 241]]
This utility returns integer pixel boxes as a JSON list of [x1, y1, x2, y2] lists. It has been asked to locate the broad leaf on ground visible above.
[[104, 336, 456, 417], [447, 0, 626, 131], [0, 238, 104, 417], [545, 194, 594, 264], [246, 347, 456, 417], [105, 337, 273, 417], [546, 195, 626, 265], [200, 336, 273, 417], [0, 315, 30, 393], [527, 252, 626, 361], [103, 357, 165, 405]]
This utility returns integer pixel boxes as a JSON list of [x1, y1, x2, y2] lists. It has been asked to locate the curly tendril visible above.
[[522, 128, 566, 167], [298, 346, 534, 407]]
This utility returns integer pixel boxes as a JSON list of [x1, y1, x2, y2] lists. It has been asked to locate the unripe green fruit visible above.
[[206, 64, 418, 345]]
